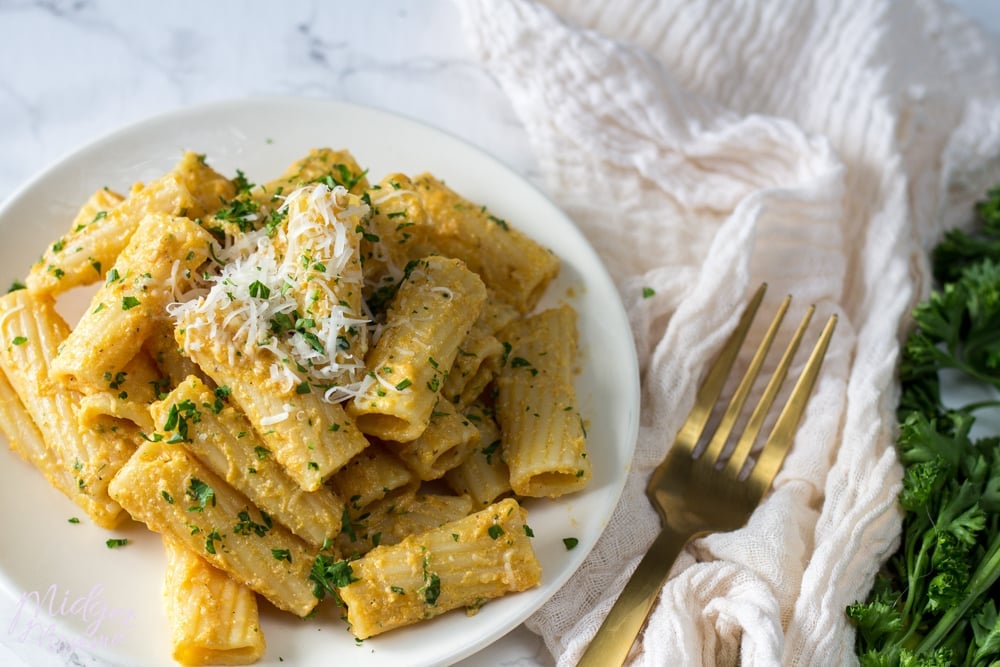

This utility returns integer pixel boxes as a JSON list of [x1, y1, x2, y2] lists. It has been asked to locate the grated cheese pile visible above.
[[168, 183, 372, 401]]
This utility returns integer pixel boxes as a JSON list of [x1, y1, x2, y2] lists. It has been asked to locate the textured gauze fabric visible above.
[[454, 1, 1000, 665]]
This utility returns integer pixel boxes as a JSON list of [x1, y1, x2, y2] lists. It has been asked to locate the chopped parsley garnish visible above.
[[232, 169, 254, 195], [309, 553, 358, 601], [510, 357, 538, 375], [340, 506, 358, 542], [163, 399, 202, 443], [482, 439, 501, 465], [317, 164, 368, 192], [487, 214, 509, 230], [214, 196, 261, 233], [563, 537, 580, 550], [248, 280, 271, 299], [186, 477, 216, 512], [233, 508, 272, 537], [205, 530, 222, 555], [418, 557, 441, 607], [301, 330, 325, 354], [121, 296, 141, 311], [104, 371, 127, 390], [105, 538, 129, 549]]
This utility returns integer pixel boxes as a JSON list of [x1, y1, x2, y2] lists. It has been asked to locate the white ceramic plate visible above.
[[0, 98, 639, 667]]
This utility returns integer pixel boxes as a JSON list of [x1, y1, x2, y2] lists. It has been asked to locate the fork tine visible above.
[[723, 304, 814, 478], [745, 313, 837, 496], [665, 283, 767, 461], [580, 288, 835, 667], [701, 294, 791, 464]]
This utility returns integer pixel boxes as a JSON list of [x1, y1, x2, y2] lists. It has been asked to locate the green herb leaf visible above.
[[848, 184, 1000, 665], [248, 280, 271, 299], [186, 477, 216, 512], [309, 554, 358, 601]]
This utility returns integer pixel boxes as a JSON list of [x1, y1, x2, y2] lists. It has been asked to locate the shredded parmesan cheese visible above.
[[168, 183, 372, 401]]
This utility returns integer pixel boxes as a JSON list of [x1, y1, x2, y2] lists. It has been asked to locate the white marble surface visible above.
[[0, 1, 998, 666]]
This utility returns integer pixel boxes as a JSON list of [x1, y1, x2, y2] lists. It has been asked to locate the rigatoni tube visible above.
[[25, 151, 233, 297], [348, 255, 486, 442], [411, 173, 559, 313], [444, 404, 512, 508], [109, 440, 319, 617], [175, 324, 369, 492], [150, 375, 346, 547], [391, 398, 479, 481], [0, 290, 133, 527], [51, 213, 214, 393], [162, 536, 266, 666], [337, 497, 541, 638], [495, 304, 591, 498]]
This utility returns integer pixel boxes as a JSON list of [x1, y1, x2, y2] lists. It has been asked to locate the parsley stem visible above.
[[960, 398, 1000, 413], [916, 530, 1000, 653]]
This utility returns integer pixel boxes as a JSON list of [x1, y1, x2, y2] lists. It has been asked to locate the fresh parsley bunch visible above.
[[848, 187, 1000, 666]]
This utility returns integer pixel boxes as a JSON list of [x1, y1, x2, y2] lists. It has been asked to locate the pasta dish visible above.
[[0, 148, 589, 665]]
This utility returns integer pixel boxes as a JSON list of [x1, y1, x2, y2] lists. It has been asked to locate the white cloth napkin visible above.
[[455, 1, 1000, 664]]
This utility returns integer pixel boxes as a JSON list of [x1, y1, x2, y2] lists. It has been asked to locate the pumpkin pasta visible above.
[[0, 146, 588, 662]]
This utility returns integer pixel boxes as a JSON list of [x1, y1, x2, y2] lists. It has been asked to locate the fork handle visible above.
[[577, 525, 692, 667]]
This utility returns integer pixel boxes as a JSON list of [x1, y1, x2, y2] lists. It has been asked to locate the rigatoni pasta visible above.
[[495, 304, 591, 498], [26, 151, 233, 296], [0, 358, 77, 501], [109, 440, 319, 617], [0, 147, 589, 662], [168, 338, 368, 492], [51, 213, 215, 393], [444, 403, 512, 508], [327, 443, 415, 511], [347, 255, 487, 442], [162, 536, 266, 666], [392, 398, 480, 481], [411, 173, 560, 313], [150, 375, 346, 548], [76, 350, 162, 434], [0, 290, 135, 528], [338, 497, 541, 639]]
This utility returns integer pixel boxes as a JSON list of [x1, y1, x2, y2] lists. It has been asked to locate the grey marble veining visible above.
[[0, 0, 540, 202]]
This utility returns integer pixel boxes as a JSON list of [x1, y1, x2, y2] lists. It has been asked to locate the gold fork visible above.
[[577, 283, 837, 666]]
